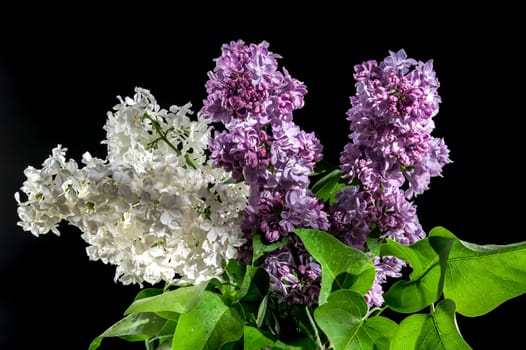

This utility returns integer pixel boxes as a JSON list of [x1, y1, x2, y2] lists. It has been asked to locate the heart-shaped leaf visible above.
[[390, 299, 471, 349], [380, 235, 452, 313], [431, 226, 526, 316], [172, 291, 244, 349], [294, 229, 375, 305], [314, 289, 398, 349]]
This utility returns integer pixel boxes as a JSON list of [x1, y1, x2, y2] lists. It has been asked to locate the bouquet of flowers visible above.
[[15, 40, 526, 349]]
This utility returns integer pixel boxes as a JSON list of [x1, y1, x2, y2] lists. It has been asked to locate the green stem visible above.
[[142, 113, 197, 169], [365, 305, 386, 319], [145, 334, 173, 350], [306, 306, 324, 350], [147, 115, 181, 155]]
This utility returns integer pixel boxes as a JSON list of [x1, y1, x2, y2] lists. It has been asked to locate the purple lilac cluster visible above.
[[334, 49, 452, 305], [203, 43, 451, 307], [202, 40, 329, 304]]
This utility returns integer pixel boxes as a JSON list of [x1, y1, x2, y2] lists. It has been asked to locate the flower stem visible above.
[[142, 113, 197, 169], [365, 305, 386, 319], [306, 306, 324, 350]]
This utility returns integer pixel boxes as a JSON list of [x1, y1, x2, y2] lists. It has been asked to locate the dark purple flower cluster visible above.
[[336, 49, 452, 305], [202, 40, 329, 304]]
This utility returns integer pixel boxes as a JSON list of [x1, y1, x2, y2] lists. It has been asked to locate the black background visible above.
[[1, 6, 524, 349]]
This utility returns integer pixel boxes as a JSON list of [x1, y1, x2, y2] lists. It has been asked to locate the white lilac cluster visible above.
[[15, 88, 248, 286]]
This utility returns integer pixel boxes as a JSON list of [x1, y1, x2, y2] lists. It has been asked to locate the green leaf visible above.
[[172, 291, 244, 349], [390, 299, 471, 350], [124, 283, 206, 315], [332, 272, 359, 291], [380, 235, 453, 313], [252, 234, 289, 264], [154, 311, 180, 321], [216, 263, 269, 310], [314, 289, 397, 350], [310, 169, 350, 204], [143, 319, 178, 349], [294, 228, 375, 305], [223, 259, 246, 287], [133, 287, 164, 301], [365, 233, 382, 258], [431, 226, 526, 316], [275, 338, 318, 349], [359, 316, 399, 349], [220, 342, 243, 350], [256, 294, 269, 328], [314, 290, 366, 349], [243, 326, 275, 350], [236, 265, 270, 303], [242, 325, 317, 350], [154, 340, 174, 350], [157, 319, 178, 337], [89, 312, 167, 350], [429, 235, 454, 295]]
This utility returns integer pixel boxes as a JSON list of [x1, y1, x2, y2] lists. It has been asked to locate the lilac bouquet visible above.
[[15, 40, 526, 349]]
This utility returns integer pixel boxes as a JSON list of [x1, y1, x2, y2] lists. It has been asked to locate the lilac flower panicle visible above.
[[340, 48, 451, 200], [203, 40, 330, 305], [333, 49, 451, 307], [16, 88, 250, 287]]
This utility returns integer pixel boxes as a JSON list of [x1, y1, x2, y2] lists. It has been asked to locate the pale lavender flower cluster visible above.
[[335, 49, 452, 305], [202, 40, 329, 304]]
